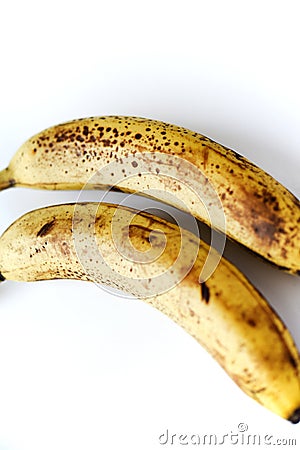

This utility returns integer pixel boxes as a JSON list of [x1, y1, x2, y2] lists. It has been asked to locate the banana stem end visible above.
[[0, 273, 6, 282], [0, 168, 15, 191]]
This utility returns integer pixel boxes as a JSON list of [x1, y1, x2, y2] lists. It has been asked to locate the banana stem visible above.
[[0, 168, 15, 191]]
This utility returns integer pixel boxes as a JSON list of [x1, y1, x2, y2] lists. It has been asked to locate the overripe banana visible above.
[[0, 202, 299, 423], [0, 116, 299, 274]]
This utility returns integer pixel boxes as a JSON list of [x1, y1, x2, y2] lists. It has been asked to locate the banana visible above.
[[0, 202, 299, 423], [0, 116, 299, 274]]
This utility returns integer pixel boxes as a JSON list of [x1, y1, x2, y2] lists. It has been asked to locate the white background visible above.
[[0, 1, 300, 449]]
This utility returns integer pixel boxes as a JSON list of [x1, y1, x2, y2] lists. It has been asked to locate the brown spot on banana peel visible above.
[[252, 220, 279, 242], [225, 183, 293, 252], [202, 146, 209, 170], [36, 219, 56, 237], [289, 355, 298, 369], [200, 281, 210, 304]]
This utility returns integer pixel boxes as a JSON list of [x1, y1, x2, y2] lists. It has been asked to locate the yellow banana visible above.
[[0, 116, 299, 274], [0, 202, 299, 423]]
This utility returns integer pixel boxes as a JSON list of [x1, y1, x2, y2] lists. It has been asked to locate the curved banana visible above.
[[0, 202, 299, 423], [0, 116, 299, 274]]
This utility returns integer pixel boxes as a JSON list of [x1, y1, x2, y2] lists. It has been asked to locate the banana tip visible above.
[[0, 273, 5, 282], [288, 408, 300, 424]]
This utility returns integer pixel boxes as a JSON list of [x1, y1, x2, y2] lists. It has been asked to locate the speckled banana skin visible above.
[[0, 202, 299, 423], [0, 117, 299, 274]]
